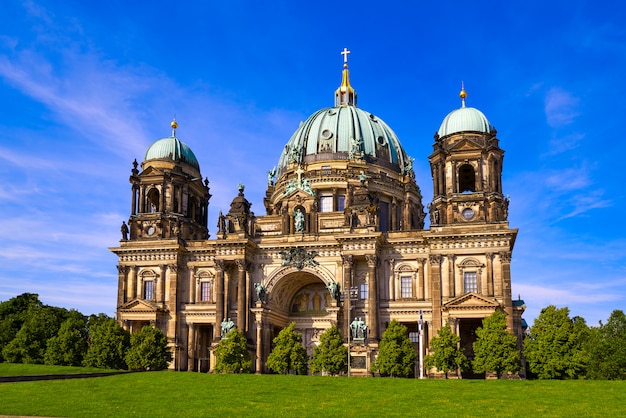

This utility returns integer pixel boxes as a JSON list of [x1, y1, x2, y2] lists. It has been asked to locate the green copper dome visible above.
[[437, 88, 493, 137], [437, 106, 492, 137], [144, 135, 200, 170], [277, 105, 411, 173]]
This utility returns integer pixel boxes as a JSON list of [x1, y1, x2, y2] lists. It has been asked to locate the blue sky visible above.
[[1, 0, 624, 326]]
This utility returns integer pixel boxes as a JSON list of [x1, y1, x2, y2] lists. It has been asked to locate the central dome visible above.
[[277, 105, 408, 173]]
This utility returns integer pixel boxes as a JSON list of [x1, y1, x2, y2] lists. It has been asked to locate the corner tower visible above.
[[428, 87, 508, 226], [127, 120, 211, 241]]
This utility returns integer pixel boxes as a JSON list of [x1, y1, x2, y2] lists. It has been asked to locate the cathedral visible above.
[[110, 50, 525, 377]]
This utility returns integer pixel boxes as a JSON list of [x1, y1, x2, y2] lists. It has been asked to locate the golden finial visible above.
[[170, 117, 178, 136], [459, 82, 467, 107]]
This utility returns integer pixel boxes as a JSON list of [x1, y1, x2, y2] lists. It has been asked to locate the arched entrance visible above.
[[264, 266, 341, 358]]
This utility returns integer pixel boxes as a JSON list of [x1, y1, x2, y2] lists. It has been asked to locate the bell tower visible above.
[[126, 120, 211, 241], [428, 87, 509, 226]]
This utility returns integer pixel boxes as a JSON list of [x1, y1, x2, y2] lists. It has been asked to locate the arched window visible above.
[[140, 270, 157, 300], [458, 164, 476, 193], [147, 188, 160, 213], [458, 258, 484, 294]]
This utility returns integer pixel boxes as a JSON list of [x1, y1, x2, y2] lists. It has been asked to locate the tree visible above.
[[214, 328, 252, 373], [472, 310, 521, 378], [266, 322, 308, 375], [374, 320, 417, 377], [586, 310, 626, 380], [0, 293, 43, 361], [125, 325, 172, 371], [524, 305, 589, 379], [424, 323, 467, 378], [2, 305, 68, 364], [310, 326, 348, 376], [44, 310, 89, 366], [83, 317, 130, 369]]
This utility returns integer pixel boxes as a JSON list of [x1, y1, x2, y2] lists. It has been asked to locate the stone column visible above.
[[116, 265, 128, 307], [485, 253, 494, 296], [500, 252, 514, 331], [187, 324, 195, 371], [256, 317, 263, 374], [236, 260, 248, 332], [214, 260, 225, 339], [418, 259, 425, 300], [366, 255, 379, 341], [429, 255, 443, 333], [128, 266, 137, 300], [448, 254, 456, 298], [166, 264, 179, 342], [388, 259, 395, 300], [342, 255, 353, 341], [131, 185, 138, 215], [159, 265, 167, 304]]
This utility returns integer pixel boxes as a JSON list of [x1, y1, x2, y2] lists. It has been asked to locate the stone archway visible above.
[[263, 266, 340, 358]]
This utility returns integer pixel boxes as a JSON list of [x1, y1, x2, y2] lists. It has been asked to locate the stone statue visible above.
[[120, 221, 129, 241], [267, 166, 276, 187], [284, 179, 298, 196], [294, 208, 305, 233], [349, 136, 363, 160], [217, 210, 226, 233], [254, 282, 266, 303], [301, 178, 315, 196], [327, 282, 340, 302], [350, 317, 367, 340], [220, 317, 235, 338]]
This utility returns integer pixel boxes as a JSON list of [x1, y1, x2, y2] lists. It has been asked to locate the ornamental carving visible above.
[[279, 247, 319, 270]]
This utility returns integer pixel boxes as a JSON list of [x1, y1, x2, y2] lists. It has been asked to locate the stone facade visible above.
[[110, 59, 524, 376]]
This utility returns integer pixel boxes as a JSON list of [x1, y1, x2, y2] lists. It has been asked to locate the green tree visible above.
[[586, 310, 626, 380], [125, 325, 172, 371], [83, 318, 130, 369], [0, 293, 43, 361], [310, 326, 348, 376], [2, 305, 68, 364], [424, 323, 467, 378], [214, 328, 252, 373], [374, 320, 417, 377], [472, 310, 521, 378], [524, 305, 589, 379], [266, 322, 308, 375], [44, 310, 88, 366]]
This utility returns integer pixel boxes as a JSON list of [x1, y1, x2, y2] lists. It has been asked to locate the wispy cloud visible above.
[[544, 87, 580, 128]]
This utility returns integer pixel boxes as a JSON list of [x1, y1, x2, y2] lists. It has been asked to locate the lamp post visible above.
[[418, 310, 424, 379]]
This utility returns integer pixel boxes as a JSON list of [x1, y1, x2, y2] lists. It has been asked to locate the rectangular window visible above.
[[337, 195, 345, 212], [144, 280, 154, 300], [320, 196, 333, 212], [464, 271, 478, 293], [408, 332, 419, 343], [400, 276, 412, 298], [200, 282, 211, 302], [360, 283, 368, 300], [321, 165, 331, 175]]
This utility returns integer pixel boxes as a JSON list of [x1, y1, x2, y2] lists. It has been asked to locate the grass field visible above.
[[0, 364, 625, 417]]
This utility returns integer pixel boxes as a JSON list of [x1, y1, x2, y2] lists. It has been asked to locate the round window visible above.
[[462, 208, 474, 220]]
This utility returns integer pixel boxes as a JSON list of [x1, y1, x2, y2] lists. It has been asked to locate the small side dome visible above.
[[437, 106, 492, 137], [437, 86, 492, 137], [144, 120, 200, 170]]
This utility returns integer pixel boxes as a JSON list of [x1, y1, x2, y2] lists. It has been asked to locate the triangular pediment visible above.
[[449, 137, 482, 152], [118, 298, 161, 313], [138, 166, 164, 177], [443, 292, 500, 309]]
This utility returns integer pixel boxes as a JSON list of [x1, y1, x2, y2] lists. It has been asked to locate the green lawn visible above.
[[0, 366, 624, 417]]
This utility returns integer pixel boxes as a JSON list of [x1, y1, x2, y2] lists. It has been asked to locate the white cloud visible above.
[[544, 87, 580, 128]]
